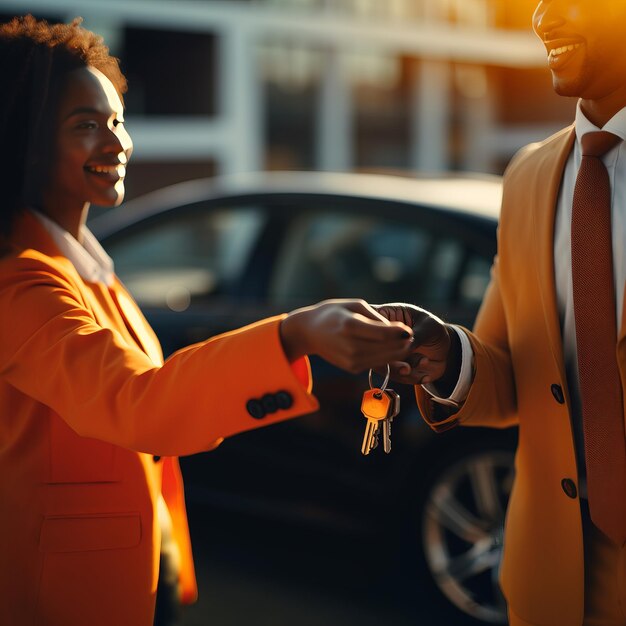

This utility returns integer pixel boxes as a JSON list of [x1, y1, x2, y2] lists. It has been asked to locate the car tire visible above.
[[402, 430, 517, 625]]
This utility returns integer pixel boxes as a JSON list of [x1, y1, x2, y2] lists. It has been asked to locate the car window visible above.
[[268, 209, 492, 310], [420, 238, 465, 303], [459, 255, 492, 305], [105, 207, 266, 310], [269, 210, 431, 304]]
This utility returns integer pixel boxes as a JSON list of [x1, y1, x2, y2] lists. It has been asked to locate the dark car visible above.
[[90, 171, 517, 625]]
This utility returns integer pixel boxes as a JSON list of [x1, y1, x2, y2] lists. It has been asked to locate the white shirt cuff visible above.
[[421, 326, 473, 407]]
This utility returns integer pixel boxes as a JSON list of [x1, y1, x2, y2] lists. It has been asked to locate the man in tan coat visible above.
[[380, 1, 626, 624]]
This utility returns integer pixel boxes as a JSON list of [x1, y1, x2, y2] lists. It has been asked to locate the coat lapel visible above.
[[7, 211, 163, 367], [531, 126, 575, 378], [109, 280, 164, 366]]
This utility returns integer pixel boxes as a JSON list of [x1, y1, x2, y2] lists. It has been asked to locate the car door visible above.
[[100, 192, 499, 527]]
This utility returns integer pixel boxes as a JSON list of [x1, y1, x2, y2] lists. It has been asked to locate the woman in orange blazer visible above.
[[0, 16, 415, 626]]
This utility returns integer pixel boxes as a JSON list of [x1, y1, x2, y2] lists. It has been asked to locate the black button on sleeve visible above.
[[261, 394, 278, 414], [246, 399, 266, 419], [561, 478, 578, 499], [275, 391, 294, 410], [551, 384, 565, 404]]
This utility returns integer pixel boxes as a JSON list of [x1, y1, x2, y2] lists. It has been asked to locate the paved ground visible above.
[[178, 509, 471, 626]]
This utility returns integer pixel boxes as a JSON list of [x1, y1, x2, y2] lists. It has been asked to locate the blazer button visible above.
[[261, 394, 278, 414], [275, 391, 293, 410], [246, 399, 266, 419], [551, 384, 565, 404], [561, 478, 578, 499]]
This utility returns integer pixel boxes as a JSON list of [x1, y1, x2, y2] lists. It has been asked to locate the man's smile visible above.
[[545, 40, 583, 70]]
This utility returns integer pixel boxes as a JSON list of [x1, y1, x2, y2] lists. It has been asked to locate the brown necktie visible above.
[[572, 130, 625, 544]]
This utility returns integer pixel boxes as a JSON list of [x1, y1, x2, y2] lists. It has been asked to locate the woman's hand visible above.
[[374, 303, 460, 389], [280, 299, 414, 374]]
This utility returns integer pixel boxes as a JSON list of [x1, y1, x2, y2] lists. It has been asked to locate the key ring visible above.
[[368, 364, 390, 393]]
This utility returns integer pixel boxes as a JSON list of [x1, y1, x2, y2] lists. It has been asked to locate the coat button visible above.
[[246, 399, 266, 419], [275, 391, 293, 410], [153, 455, 161, 463], [551, 384, 565, 404], [561, 478, 578, 499], [261, 394, 278, 414]]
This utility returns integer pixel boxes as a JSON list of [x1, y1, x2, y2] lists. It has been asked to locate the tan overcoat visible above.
[[417, 126, 613, 625]]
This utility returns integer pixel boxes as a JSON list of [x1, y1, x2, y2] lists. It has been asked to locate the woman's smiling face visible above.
[[42, 66, 133, 213]]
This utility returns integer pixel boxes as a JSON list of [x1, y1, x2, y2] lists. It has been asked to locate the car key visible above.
[[361, 389, 392, 455], [382, 388, 400, 453]]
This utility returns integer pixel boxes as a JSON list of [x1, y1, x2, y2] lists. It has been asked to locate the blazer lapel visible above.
[[8, 211, 163, 367], [109, 280, 164, 366], [531, 126, 575, 378]]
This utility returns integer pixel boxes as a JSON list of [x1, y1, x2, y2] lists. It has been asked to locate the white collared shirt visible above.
[[31, 210, 115, 286]]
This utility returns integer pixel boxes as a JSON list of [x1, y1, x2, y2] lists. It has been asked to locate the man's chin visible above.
[[552, 78, 582, 98]]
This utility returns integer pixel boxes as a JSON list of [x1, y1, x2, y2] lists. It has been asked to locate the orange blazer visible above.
[[0, 212, 319, 626], [416, 126, 607, 625]]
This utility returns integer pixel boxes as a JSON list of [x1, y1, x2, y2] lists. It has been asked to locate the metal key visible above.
[[381, 388, 400, 454], [361, 388, 393, 455]]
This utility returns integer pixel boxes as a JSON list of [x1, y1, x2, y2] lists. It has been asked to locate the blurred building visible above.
[[0, 0, 576, 199]]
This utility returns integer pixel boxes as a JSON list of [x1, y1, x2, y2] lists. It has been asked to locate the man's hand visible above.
[[280, 299, 414, 374], [374, 303, 461, 392]]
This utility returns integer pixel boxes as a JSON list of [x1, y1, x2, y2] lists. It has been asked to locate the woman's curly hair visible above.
[[0, 15, 128, 234]]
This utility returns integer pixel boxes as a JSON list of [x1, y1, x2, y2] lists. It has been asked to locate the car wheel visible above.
[[408, 435, 516, 624]]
